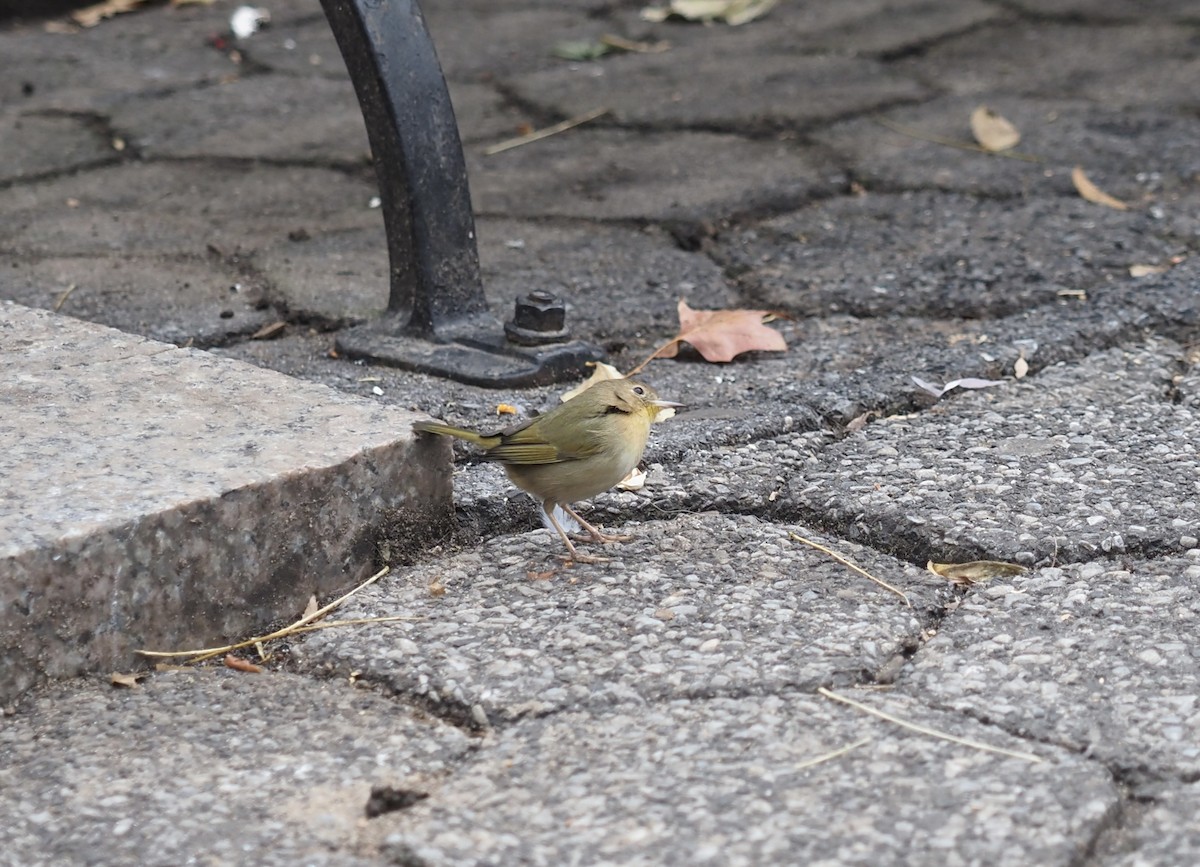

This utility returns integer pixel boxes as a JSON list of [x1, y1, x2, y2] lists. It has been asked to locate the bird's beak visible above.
[[651, 399, 685, 409]]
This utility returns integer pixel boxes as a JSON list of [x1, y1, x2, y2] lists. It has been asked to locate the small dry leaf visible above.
[[302, 594, 319, 620], [845, 411, 873, 433], [969, 106, 1020, 152], [428, 579, 447, 597], [1014, 356, 1029, 379], [72, 0, 145, 27], [251, 321, 287, 340], [616, 466, 647, 491], [110, 671, 146, 688], [912, 375, 1006, 399], [552, 39, 610, 61], [1129, 263, 1169, 277], [496, 403, 519, 415], [642, 0, 777, 25], [224, 654, 263, 673], [662, 299, 787, 364], [600, 33, 671, 54], [928, 560, 1027, 586], [1072, 166, 1129, 211], [560, 361, 626, 402]]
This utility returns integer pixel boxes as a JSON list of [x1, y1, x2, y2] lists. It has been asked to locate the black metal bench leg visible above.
[[319, 0, 602, 387]]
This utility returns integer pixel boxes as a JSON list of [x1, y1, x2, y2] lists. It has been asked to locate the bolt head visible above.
[[505, 291, 571, 345]]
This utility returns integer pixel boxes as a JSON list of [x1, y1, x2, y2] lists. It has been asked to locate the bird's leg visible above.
[[543, 502, 610, 564], [562, 503, 632, 544]]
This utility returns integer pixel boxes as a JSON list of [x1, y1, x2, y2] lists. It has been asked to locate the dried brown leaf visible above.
[[302, 594, 319, 621], [110, 671, 146, 688], [1072, 166, 1129, 211], [663, 299, 787, 363], [71, 0, 145, 27], [224, 654, 264, 673], [969, 106, 1020, 152], [927, 560, 1027, 586]]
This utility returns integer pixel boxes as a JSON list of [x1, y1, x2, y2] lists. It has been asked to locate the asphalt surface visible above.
[[2, 0, 1199, 864]]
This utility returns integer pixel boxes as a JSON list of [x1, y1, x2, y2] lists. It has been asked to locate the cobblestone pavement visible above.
[[1, 0, 1198, 863]]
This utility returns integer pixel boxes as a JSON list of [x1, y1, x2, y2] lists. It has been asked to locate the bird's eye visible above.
[[633, 386, 645, 395]]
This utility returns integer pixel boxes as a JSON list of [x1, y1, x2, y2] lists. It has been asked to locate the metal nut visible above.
[[504, 290, 571, 345]]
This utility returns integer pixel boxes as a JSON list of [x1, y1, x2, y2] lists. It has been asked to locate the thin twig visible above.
[[788, 532, 910, 606], [600, 33, 670, 53], [282, 615, 419, 635], [794, 737, 871, 771], [483, 107, 609, 156], [818, 688, 1043, 763], [873, 118, 1043, 164], [137, 565, 391, 663], [53, 284, 77, 312], [626, 338, 681, 377]]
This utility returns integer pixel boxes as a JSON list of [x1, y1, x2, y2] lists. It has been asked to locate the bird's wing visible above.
[[486, 413, 610, 464], [485, 440, 566, 465]]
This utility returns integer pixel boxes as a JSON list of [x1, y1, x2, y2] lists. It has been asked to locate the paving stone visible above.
[[251, 224, 390, 325], [898, 553, 1200, 784], [294, 513, 950, 724], [0, 161, 380, 258], [507, 44, 929, 131], [475, 218, 738, 344], [786, 338, 1200, 564], [896, 21, 1200, 111], [814, 96, 1200, 199], [424, 3, 604, 82], [248, 215, 738, 338], [0, 672, 472, 866], [5, 254, 276, 347], [1001, 0, 1198, 21], [468, 127, 838, 222], [0, 109, 118, 183], [0, 303, 450, 703], [1100, 784, 1200, 866], [109, 73, 370, 163], [370, 690, 1114, 866], [711, 190, 1188, 319], [0, 4, 236, 111]]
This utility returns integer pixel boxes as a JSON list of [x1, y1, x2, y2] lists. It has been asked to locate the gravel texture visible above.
[[372, 690, 1115, 867], [0, 673, 472, 866], [294, 513, 950, 724]]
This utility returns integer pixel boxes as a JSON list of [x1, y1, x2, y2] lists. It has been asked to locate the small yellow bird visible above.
[[413, 379, 683, 563]]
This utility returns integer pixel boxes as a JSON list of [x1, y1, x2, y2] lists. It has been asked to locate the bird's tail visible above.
[[412, 420, 496, 449]]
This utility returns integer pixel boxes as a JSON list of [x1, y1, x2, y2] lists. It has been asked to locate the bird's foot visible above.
[[561, 504, 632, 545], [589, 530, 633, 544]]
